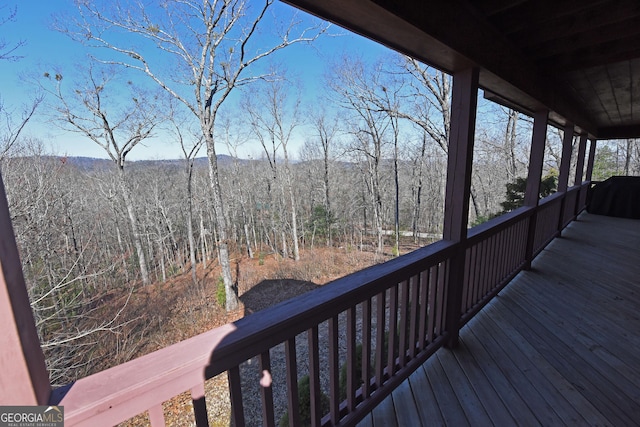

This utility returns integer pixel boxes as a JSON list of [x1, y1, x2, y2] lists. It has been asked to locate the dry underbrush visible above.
[[78, 245, 389, 426]]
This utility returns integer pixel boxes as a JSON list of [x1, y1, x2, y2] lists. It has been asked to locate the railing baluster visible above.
[[428, 266, 438, 342], [418, 270, 429, 350], [328, 316, 340, 425], [409, 275, 419, 359], [346, 307, 357, 411], [307, 327, 321, 427], [362, 298, 372, 399], [387, 284, 399, 377], [148, 404, 165, 426], [472, 241, 482, 309], [435, 263, 447, 336], [191, 382, 209, 427], [375, 291, 386, 388], [259, 351, 275, 427], [229, 366, 245, 427], [398, 280, 409, 368], [461, 247, 471, 313], [284, 338, 299, 427]]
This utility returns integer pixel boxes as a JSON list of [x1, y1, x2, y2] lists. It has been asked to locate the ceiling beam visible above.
[[597, 125, 640, 140]]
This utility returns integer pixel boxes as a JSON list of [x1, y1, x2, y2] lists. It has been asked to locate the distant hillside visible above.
[[62, 154, 241, 170]]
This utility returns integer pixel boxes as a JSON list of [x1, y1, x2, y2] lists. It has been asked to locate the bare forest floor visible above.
[[85, 239, 427, 426]]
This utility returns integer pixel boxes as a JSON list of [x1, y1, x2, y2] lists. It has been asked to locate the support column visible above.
[[523, 110, 549, 269], [574, 134, 588, 215], [442, 67, 479, 348], [585, 138, 597, 182], [556, 124, 574, 232], [574, 134, 588, 186], [0, 172, 50, 404], [581, 138, 598, 211]]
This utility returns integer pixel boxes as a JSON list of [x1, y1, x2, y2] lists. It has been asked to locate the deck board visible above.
[[369, 213, 640, 426]]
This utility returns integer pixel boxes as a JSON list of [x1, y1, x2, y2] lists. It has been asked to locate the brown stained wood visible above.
[[387, 285, 399, 376], [585, 138, 597, 181], [346, 307, 357, 411], [362, 299, 372, 399], [389, 379, 421, 426], [258, 352, 275, 427], [370, 390, 398, 427], [406, 363, 445, 425], [0, 173, 50, 405], [417, 271, 429, 350], [449, 340, 517, 426], [427, 267, 438, 344], [364, 213, 640, 426], [328, 316, 340, 425], [465, 318, 561, 425], [487, 290, 638, 425], [355, 412, 373, 427], [375, 292, 386, 387], [423, 356, 470, 427], [457, 334, 540, 425], [306, 329, 321, 427], [228, 366, 245, 427], [408, 275, 419, 358], [284, 338, 299, 427], [574, 134, 588, 186], [435, 351, 492, 425], [398, 280, 410, 368], [473, 309, 589, 425], [191, 383, 209, 427]]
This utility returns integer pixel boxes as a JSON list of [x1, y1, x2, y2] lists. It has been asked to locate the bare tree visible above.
[[0, 4, 25, 61], [0, 5, 42, 160], [397, 57, 452, 154], [309, 109, 339, 245], [41, 66, 161, 286], [62, 0, 327, 310], [167, 106, 204, 286], [329, 56, 395, 255], [246, 71, 302, 261]]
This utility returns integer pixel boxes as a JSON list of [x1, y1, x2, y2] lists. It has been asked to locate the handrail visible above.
[[56, 183, 590, 427], [58, 240, 457, 426]]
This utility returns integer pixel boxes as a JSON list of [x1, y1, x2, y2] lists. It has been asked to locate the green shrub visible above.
[[279, 375, 330, 427], [339, 343, 364, 401], [216, 276, 225, 307]]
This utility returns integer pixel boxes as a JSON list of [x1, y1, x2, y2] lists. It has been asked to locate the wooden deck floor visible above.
[[357, 213, 640, 426]]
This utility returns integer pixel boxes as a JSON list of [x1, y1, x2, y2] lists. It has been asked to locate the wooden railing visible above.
[[54, 185, 591, 427]]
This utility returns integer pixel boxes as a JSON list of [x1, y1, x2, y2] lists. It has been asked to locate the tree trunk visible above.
[[205, 138, 238, 311], [117, 167, 150, 286]]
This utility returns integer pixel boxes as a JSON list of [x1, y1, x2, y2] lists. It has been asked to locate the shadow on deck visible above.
[[359, 213, 640, 426]]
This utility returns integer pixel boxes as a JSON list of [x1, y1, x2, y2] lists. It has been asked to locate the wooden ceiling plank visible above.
[[582, 66, 616, 126], [538, 34, 640, 72], [628, 59, 640, 124], [511, 1, 640, 48], [526, 20, 640, 62], [474, 0, 528, 17], [486, 0, 609, 35]]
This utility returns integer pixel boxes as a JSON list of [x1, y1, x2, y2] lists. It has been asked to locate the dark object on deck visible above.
[[588, 176, 640, 219]]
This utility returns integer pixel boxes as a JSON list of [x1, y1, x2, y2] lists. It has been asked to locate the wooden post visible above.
[[0, 172, 50, 404], [442, 67, 478, 348], [574, 134, 588, 186], [523, 110, 549, 270], [573, 134, 588, 215], [585, 138, 597, 182], [556, 124, 574, 233]]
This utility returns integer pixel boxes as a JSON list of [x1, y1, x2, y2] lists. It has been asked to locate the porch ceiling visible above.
[[283, 0, 640, 139]]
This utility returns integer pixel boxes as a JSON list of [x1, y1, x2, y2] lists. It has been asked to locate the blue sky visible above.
[[1, 1, 391, 160]]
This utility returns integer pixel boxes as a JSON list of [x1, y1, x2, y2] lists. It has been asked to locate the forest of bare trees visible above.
[[1, 1, 639, 386]]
